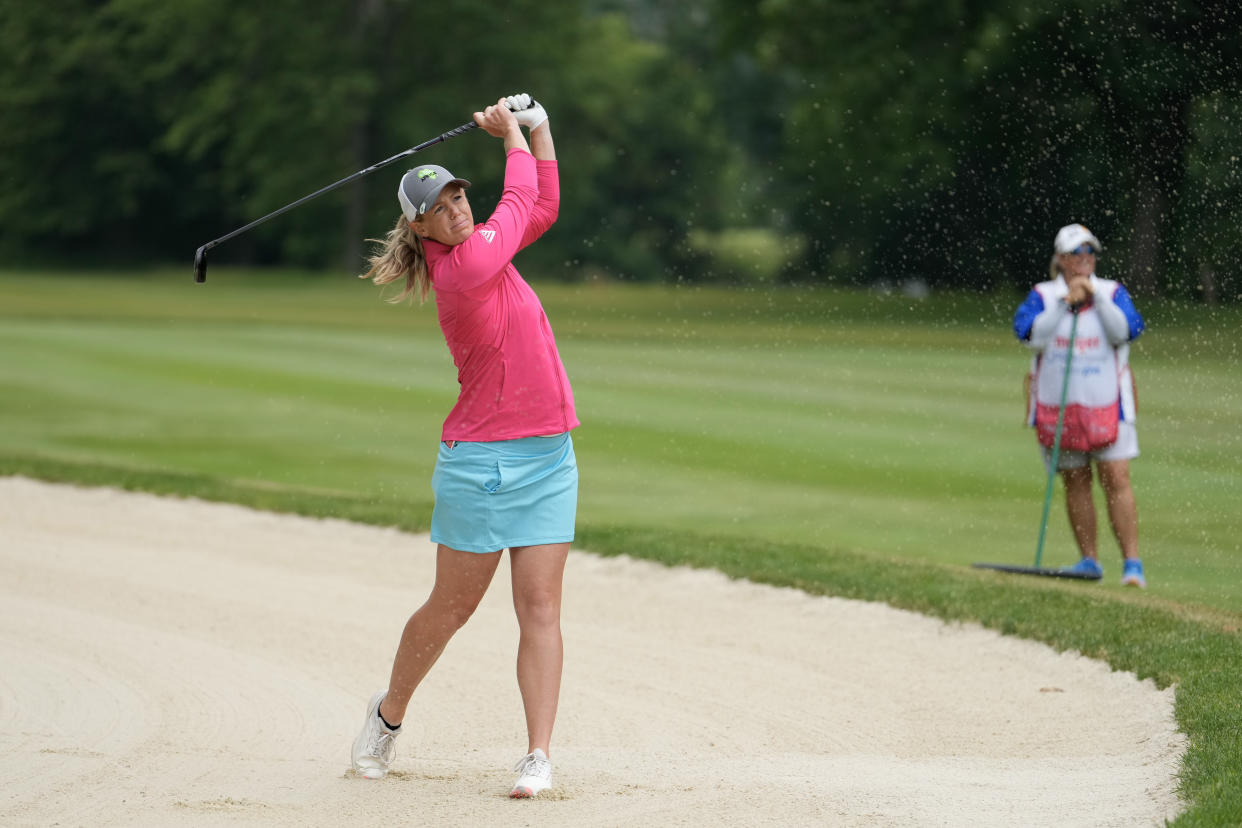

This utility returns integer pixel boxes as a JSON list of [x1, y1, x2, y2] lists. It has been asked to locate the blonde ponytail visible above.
[[360, 216, 430, 304], [1048, 253, 1061, 282]]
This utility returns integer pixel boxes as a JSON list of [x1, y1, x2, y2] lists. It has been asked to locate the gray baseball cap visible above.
[[398, 164, 471, 222]]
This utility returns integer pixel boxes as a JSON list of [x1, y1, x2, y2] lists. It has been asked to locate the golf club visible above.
[[974, 308, 1099, 579], [192, 117, 485, 283]]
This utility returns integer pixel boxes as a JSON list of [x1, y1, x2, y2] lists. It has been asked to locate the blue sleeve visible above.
[[1111, 284, 1145, 340], [1013, 289, 1045, 341]]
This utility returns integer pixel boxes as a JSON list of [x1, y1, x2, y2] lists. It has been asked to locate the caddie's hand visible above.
[[474, 98, 521, 138], [1066, 278, 1093, 309], [504, 92, 549, 130]]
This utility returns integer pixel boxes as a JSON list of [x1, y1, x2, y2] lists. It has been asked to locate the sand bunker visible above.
[[0, 477, 1184, 826]]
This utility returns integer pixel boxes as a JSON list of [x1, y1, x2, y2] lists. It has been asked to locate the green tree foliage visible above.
[[0, 0, 743, 280], [713, 0, 1242, 299], [551, 12, 748, 281], [1, 0, 1239, 299], [0, 0, 182, 257]]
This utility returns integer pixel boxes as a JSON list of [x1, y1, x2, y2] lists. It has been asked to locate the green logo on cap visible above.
[[418, 169, 437, 181]]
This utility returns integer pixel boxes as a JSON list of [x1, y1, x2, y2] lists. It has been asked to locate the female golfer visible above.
[[351, 94, 577, 798], [1013, 224, 1146, 586]]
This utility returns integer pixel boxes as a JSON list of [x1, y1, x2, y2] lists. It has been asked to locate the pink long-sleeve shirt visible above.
[[423, 148, 579, 442]]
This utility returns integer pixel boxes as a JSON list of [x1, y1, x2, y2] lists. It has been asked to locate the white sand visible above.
[[0, 476, 1184, 826]]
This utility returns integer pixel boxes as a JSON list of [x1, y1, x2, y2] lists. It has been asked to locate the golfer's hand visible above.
[[504, 93, 548, 130], [474, 99, 522, 139]]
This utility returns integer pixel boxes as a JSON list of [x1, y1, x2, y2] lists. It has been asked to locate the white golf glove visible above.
[[504, 93, 548, 130]]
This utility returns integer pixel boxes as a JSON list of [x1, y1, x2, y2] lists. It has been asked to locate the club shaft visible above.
[[199, 120, 478, 254]]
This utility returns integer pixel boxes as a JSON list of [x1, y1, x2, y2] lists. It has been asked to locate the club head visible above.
[[194, 246, 208, 283]]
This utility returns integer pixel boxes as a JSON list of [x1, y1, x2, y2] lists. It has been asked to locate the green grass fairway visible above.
[[3, 269, 1241, 824], [2, 269, 1238, 611]]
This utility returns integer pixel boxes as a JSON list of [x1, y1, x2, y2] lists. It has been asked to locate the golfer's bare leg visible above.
[[1061, 466, 1098, 559], [510, 542, 570, 755], [1097, 459, 1140, 560], [380, 544, 502, 725]]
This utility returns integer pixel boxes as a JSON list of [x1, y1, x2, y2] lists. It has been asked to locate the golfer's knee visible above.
[[515, 592, 561, 631]]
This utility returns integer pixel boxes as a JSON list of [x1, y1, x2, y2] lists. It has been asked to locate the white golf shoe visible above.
[[509, 748, 553, 798], [351, 691, 399, 779]]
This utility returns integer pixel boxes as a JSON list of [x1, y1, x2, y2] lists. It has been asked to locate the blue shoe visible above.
[[1121, 558, 1146, 588], [1063, 557, 1104, 579]]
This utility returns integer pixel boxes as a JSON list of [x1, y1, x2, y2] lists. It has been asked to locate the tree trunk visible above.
[[1127, 178, 1163, 296], [1126, 94, 1190, 296], [343, 0, 387, 273], [1199, 263, 1217, 305], [343, 121, 370, 273]]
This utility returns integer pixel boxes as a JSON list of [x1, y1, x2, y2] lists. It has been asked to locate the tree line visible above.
[[2, 0, 1238, 300]]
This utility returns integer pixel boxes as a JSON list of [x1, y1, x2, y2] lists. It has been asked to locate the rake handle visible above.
[[1033, 308, 1080, 568]]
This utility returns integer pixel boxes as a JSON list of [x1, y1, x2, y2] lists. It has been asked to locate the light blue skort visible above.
[[430, 433, 578, 554]]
